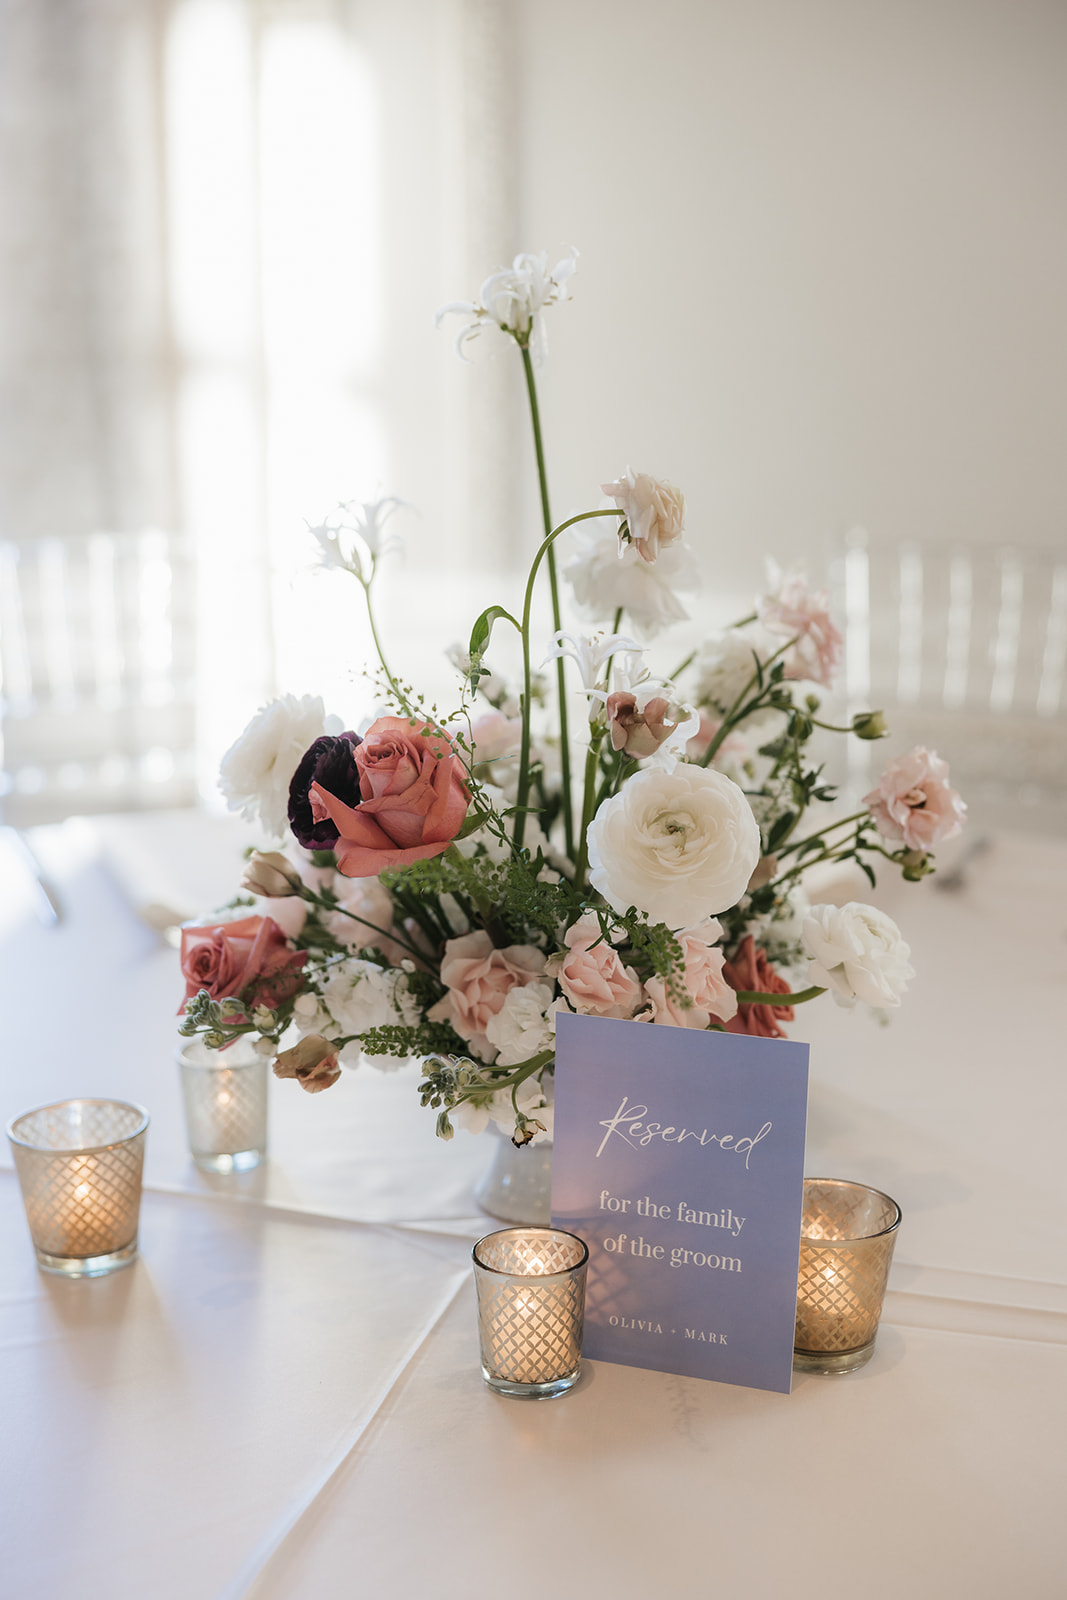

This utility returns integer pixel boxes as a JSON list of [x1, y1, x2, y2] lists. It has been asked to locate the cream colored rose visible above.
[[586, 765, 761, 929], [802, 902, 914, 1008]]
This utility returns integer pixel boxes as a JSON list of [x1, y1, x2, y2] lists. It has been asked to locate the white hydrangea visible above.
[[565, 519, 699, 637], [483, 981, 557, 1067], [218, 694, 334, 837], [316, 959, 420, 1067], [693, 631, 770, 715]]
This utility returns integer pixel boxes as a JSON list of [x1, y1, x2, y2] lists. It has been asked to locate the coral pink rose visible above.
[[311, 716, 470, 878], [180, 916, 307, 1013], [427, 931, 546, 1061], [643, 919, 738, 1029], [558, 913, 643, 1019], [722, 936, 794, 1039], [863, 746, 966, 851], [757, 571, 843, 688]]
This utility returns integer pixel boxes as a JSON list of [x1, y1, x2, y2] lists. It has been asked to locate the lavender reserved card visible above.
[[551, 1011, 809, 1394]]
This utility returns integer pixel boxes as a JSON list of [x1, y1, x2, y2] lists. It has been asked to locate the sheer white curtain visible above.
[[0, 0, 522, 815]]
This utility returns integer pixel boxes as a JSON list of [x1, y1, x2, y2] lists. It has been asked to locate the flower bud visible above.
[[852, 711, 889, 741], [273, 1033, 341, 1093], [900, 849, 933, 882], [242, 851, 303, 898]]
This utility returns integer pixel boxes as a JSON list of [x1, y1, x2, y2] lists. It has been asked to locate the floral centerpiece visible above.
[[178, 250, 966, 1152]]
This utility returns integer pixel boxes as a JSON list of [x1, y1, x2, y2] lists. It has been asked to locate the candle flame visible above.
[[73, 1183, 91, 1201]]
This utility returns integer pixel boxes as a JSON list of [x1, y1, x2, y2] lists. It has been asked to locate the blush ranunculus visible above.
[[643, 918, 738, 1029], [427, 930, 546, 1061], [600, 468, 686, 563], [179, 916, 307, 1014], [557, 913, 643, 1019], [863, 746, 966, 852], [757, 571, 843, 688], [722, 935, 795, 1038], [310, 716, 471, 878]]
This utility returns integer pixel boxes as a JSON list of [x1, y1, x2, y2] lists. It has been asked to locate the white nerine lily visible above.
[[308, 498, 406, 585], [436, 248, 578, 361], [543, 629, 642, 693]]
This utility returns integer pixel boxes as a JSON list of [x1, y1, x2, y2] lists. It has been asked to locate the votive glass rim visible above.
[[802, 1176, 902, 1243], [7, 1098, 150, 1155], [472, 1226, 590, 1281]]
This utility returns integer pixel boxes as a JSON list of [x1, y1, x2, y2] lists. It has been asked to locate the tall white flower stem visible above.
[[513, 508, 622, 853], [520, 346, 575, 857]]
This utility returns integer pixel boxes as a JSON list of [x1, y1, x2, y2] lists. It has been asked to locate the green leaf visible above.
[[469, 605, 521, 661], [765, 811, 797, 851]]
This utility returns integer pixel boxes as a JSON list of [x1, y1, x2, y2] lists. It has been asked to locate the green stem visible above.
[[572, 730, 604, 891], [735, 985, 825, 1007], [520, 345, 574, 858], [776, 810, 869, 860], [701, 635, 797, 766], [304, 890, 430, 968], [361, 580, 399, 699], [512, 508, 621, 852]]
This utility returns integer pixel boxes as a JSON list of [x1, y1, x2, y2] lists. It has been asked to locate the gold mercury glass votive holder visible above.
[[7, 1099, 149, 1278], [472, 1227, 589, 1399], [177, 1037, 268, 1174], [794, 1177, 902, 1375]]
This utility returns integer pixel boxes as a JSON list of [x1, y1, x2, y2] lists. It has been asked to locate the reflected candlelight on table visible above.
[[472, 1227, 589, 1399], [794, 1178, 901, 1375], [7, 1099, 149, 1277]]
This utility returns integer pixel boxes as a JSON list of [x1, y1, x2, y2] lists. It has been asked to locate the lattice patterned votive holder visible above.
[[7, 1099, 149, 1277], [473, 1227, 589, 1399], [178, 1037, 268, 1174], [794, 1178, 901, 1375]]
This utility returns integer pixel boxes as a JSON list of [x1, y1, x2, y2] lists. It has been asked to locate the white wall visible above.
[[508, 0, 1067, 605]]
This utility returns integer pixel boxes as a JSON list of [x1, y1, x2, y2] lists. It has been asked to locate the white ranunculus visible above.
[[587, 764, 761, 929], [483, 980, 557, 1067], [802, 903, 914, 1008], [218, 693, 332, 837], [565, 520, 700, 637], [694, 631, 770, 715], [600, 468, 685, 563]]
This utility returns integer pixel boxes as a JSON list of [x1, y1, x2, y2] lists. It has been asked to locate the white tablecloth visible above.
[[1, 817, 1064, 1598]]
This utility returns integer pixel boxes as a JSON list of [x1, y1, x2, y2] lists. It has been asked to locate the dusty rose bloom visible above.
[[273, 1034, 341, 1094], [722, 936, 794, 1039], [643, 919, 738, 1030], [606, 691, 678, 759], [600, 468, 686, 563], [427, 931, 546, 1061], [863, 746, 966, 851], [557, 913, 643, 1019], [179, 916, 307, 1014], [311, 716, 470, 878], [757, 572, 843, 688]]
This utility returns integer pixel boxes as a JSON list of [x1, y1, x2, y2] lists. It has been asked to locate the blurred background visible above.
[[1, 0, 1065, 831]]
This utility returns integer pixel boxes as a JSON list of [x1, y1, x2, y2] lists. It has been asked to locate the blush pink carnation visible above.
[[642, 918, 738, 1030], [863, 746, 967, 851], [427, 931, 546, 1061], [557, 913, 643, 1019], [757, 571, 843, 688], [311, 715, 470, 878]]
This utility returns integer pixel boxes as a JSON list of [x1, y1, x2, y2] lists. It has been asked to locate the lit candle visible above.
[[177, 1038, 268, 1174], [794, 1178, 901, 1374], [472, 1227, 589, 1398], [7, 1100, 149, 1278]]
